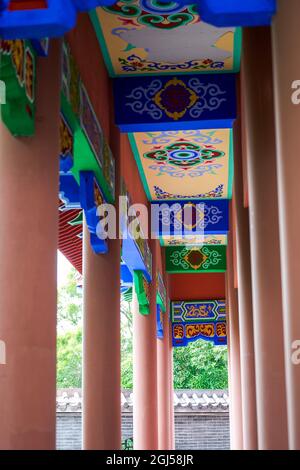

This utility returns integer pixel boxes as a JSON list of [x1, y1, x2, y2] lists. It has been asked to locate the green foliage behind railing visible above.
[[122, 438, 133, 451]]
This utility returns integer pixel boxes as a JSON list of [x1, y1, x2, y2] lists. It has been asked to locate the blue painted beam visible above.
[[0, 0, 115, 39], [113, 74, 236, 133], [151, 199, 229, 237], [198, 0, 277, 27], [0, 0, 277, 39]]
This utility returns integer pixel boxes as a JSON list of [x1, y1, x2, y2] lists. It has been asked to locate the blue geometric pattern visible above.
[[151, 199, 229, 237], [114, 74, 236, 132]]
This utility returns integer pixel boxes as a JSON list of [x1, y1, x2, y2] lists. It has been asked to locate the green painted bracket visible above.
[[0, 39, 36, 136], [133, 270, 150, 315]]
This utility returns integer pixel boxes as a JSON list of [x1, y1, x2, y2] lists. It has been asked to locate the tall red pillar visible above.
[[241, 27, 288, 449], [0, 40, 61, 449], [169, 322, 175, 450], [233, 117, 258, 449], [272, 0, 300, 449], [82, 221, 121, 449], [227, 230, 243, 450], [132, 240, 159, 450], [157, 300, 173, 450]]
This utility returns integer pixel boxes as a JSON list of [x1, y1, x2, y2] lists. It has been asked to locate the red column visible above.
[[272, 0, 300, 449], [0, 40, 61, 449], [82, 219, 121, 449], [241, 27, 288, 449], [157, 304, 172, 450], [233, 117, 258, 449], [169, 321, 175, 450], [227, 230, 243, 450], [132, 240, 158, 450]]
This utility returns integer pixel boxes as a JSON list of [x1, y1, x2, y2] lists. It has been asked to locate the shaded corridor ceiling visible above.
[[90, 1, 236, 258]]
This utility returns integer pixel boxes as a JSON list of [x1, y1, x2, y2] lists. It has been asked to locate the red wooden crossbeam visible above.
[[8, 0, 48, 11]]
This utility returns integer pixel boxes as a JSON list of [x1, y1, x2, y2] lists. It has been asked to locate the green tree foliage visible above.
[[121, 300, 133, 389], [57, 267, 83, 388], [57, 266, 228, 390], [173, 341, 228, 389], [58, 268, 82, 328], [57, 329, 82, 388]]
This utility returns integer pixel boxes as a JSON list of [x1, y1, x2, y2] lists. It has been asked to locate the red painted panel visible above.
[[168, 273, 225, 301]]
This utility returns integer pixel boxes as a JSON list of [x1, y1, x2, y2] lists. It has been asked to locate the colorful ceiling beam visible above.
[[166, 245, 226, 273], [114, 73, 236, 132], [129, 129, 233, 201], [91, 1, 242, 78], [0, 0, 116, 39], [0, 0, 275, 40], [151, 200, 229, 239], [171, 299, 227, 347], [160, 234, 227, 247]]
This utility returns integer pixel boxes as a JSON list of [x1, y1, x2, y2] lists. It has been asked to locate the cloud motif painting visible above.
[[92, 0, 241, 76], [129, 129, 233, 201]]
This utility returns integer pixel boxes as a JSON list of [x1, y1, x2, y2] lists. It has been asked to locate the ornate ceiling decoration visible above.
[[92, 0, 241, 77], [129, 129, 233, 201]]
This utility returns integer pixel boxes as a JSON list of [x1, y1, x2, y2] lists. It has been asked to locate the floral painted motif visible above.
[[154, 184, 224, 200], [104, 0, 198, 30], [172, 300, 226, 323], [148, 163, 222, 178], [178, 247, 220, 270], [161, 235, 227, 247], [173, 203, 223, 231], [118, 54, 224, 73], [125, 77, 227, 121], [166, 245, 226, 272], [143, 137, 225, 179], [142, 130, 224, 146], [153, 77, 198, 120], [144, 141, 225, 168], [171, 299, 227, 347], [186, 323, 215, 339]]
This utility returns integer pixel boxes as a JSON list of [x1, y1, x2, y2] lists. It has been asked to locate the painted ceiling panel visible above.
[[160, 234, 227, 246], [129, 128, 233, 200], [92, 0, 241, 77]]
